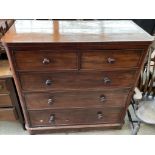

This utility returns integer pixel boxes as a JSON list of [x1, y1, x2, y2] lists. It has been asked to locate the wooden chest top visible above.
[[1, 20, 153, 44]]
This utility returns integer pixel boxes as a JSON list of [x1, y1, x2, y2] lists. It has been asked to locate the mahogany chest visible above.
[[1, 20, 153, 134]]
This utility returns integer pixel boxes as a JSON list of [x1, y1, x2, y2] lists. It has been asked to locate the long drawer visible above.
[[81, 49, 143, 70], [29, 108, 123, 127], [0, 94, 12, 107], [19, 70, 136, 91], [14, 50, 77, 71], [25, 89, 130, 110], [0, 108, 17, 121]]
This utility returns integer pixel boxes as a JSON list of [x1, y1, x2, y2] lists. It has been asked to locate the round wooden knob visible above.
[[45, 80, 52, 86], [107, 57, 115, 64], [100, 95, 106, 102], [48, 98, 54, 105], [49, 114, 55, 124], [103, 77, 111, 84], [42, 58, 50, 64], [97, 112, 103, 119]]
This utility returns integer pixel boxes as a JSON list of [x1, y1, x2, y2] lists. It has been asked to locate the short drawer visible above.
[[0, 94, 12, 107], [0, 80, 8, 93], [0, 108, 17, 121], [81, 49, 143, 70], [29, 108, 123, 127], [14, 50, 77, 71], [19, 70, 136, 91], [25, 89, 130, 110]]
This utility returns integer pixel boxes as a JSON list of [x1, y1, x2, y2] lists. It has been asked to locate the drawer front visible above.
[[0, 80, 8, 93], [0, 94, 12, 107], [14, 50, 77, 71], [29, 108, 123, 127], [25, 89, 129, 110], [81, 49, 143, 70], [0, 108, 17, 121], [19, 71, 136, 91]]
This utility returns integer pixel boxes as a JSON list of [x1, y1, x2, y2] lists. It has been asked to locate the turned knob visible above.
[[103, 77, 111, 84], [107, 57, 115, 64], [100, 95, 106, 102], [48, 98, 54, 105], [97, 112, 103, 119], [49, 114, 55, 124], [45, 80, 52, 86], [42, 58, 50, 64]]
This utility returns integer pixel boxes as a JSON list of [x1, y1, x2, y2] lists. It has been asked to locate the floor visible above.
[[0, 116, 155, 135]]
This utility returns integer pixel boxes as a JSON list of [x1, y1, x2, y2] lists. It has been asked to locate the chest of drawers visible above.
[[2, 20, 153, 134], [0, 60, 24, 125], [0, 75, 17, 121]]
